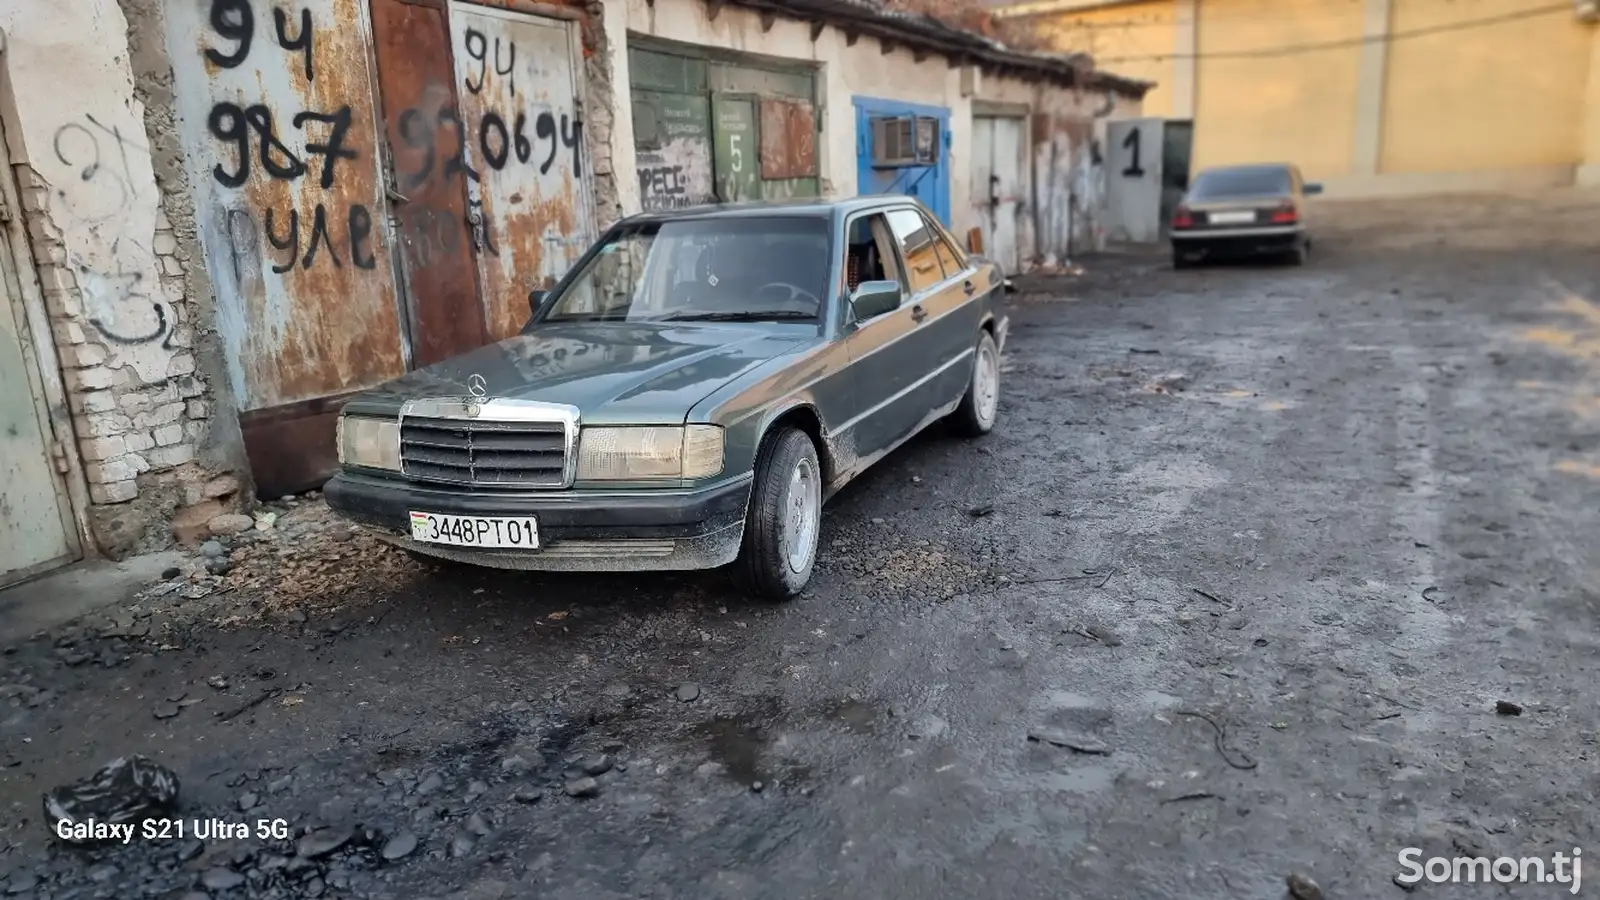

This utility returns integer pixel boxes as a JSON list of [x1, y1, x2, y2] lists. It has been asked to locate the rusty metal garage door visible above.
[[449, 2, 595, 341]]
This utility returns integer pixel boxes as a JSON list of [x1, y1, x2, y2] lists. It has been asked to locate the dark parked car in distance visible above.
[[324, 196, 1008, 600], [1170, 163, 1322, 268]]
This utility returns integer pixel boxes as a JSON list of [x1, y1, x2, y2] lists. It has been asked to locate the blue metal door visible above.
[[853, 97, 950, 225]]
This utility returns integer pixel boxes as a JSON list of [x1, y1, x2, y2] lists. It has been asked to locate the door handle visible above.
[[911, 304, 928, 322], [963, 280, 975, 296]]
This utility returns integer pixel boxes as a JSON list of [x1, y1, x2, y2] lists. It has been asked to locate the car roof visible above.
[[1194, 163, 1295, 178], [619, 195, 921, 225]]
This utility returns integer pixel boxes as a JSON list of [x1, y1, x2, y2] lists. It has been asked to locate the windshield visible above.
[[541, 217, 832, 324], [1191, 167, 1291, 199]]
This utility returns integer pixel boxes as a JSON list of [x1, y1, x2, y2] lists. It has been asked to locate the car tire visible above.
[[952, 329, 1001, 437], [1287, 240, 1308, 266], [735, 428, 822, 601]]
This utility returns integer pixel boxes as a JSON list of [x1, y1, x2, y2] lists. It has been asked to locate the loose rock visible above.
[[296, 827, 351, 859], [201, 868, 246, 891], [1286, 872, 1322, 900], [238, 792, 258, 811], [449, 832, 476, 858], [5, 873, 38, 895], [565, 777, 601, 798], [579, 754, 614, 777], [1026, 728, 1110, 755], [381, 830, 418, 861], [208, 514, 254, 536], [676, 683, 701, 703], [200, 540, 226, 559], [1495, 700, 1524, 716]]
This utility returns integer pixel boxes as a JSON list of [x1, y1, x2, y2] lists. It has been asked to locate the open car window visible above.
[[543, 217, 832, 323]]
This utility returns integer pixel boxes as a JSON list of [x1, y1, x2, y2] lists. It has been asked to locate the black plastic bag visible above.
[[44, 755, 180, 842]]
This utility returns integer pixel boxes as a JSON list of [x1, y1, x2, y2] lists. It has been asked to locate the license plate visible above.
[[409, 511, 539, 548], [1209, 211, 1256, 225]]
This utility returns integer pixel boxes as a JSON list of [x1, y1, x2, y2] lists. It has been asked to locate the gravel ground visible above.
[[2, 189, 1598, 900]]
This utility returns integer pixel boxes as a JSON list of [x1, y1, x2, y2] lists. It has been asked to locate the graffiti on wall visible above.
[[167, 0, 405, 411], [634, 93, 713, 212], [450, 5, 594, 340], [48, 115, 175, 361]]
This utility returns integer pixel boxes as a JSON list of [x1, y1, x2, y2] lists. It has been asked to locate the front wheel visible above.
[[735, 428, 823, 601], [951, 329, 1001, 437]]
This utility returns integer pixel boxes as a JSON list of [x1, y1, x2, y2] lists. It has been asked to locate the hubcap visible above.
[[782, 456, 820, 573], [974, 340, 999, 428]]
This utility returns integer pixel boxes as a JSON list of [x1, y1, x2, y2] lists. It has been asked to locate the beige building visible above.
[[993, 0, 1600, 195]]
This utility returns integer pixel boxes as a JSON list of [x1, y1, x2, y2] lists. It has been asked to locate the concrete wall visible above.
[[1010, 0, 1600, 196], [0, 0, 242, 556], [607, 0, 1138, 263]]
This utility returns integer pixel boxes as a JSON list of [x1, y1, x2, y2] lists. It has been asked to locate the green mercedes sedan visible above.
[[325, 196, 1009, 600]]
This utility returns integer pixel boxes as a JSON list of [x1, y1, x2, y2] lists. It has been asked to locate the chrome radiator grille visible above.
[[400, 417, 569, 488]]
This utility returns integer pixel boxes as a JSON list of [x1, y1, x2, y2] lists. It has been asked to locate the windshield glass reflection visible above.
[[543, 216, 831, 324]]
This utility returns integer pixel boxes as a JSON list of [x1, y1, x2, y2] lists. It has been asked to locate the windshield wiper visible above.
[[649, 310, 816, 322]]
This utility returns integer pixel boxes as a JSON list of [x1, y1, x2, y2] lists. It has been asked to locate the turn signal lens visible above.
[[682, 425, 726, 479], [1172, 206, 1194, 228], [576, 426, 725, 480], [337, 416, 401, 472]]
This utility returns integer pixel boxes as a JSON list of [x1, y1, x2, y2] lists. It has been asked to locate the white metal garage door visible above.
[[972, 115, 1024, 275], [0, 251, 77, 587]]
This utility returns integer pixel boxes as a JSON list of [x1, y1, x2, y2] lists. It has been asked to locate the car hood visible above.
[[345, 322, 810, 424]]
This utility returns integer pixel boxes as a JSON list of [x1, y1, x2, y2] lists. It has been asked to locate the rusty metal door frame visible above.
[[0, 86, 87, 579]]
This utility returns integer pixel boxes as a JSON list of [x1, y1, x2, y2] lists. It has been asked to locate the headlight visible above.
[[337, 416, 401, 471], [576, 425, 724, 480]]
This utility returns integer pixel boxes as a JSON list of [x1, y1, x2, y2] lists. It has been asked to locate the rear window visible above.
[[1191, 168, 1291, 199]]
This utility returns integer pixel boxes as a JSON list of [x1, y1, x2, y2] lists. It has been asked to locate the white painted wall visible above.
[[0, 0, 178, 385], [603, 0, 1141, 263], [0, 0, 217, 532]]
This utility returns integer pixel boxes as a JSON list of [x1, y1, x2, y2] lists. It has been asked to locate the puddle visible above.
[[824, 698, 878, 734], [693, 714, 769, 784]]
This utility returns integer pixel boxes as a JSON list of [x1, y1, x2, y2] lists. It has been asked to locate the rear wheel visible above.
[[735, 428, 822, 601], [1287, 240, 1308, 266], [951, 329, 1001, 437]]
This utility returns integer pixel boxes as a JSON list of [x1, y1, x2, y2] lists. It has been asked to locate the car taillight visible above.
[[1269, 202, 1298, 224], [1172, 206, 1194, 228]]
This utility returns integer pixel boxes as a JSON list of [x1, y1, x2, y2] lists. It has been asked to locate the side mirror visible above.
[[528, 289, 548, 315], [849, 280, 901, 322], [1303, 182, 1324, 196]]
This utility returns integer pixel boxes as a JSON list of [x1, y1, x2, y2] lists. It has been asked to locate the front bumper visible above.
[[324, 471, 752, 572]]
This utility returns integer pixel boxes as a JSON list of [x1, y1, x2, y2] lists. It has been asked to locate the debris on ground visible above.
[[1495, 700, 1524, 716], [1026, 728, 1109, 755], [1286, 871, 1323, 900], [44, 755, 181, 841], [1150, 372, 1192, 393]]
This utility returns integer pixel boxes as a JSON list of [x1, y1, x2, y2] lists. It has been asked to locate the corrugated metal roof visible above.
[[706, 0, 1152, 97]]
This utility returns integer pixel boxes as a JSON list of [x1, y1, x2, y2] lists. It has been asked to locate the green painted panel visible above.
[[633, 90, 714, 210], [712, 95, 760, 203], [629, 48, 707, 94], [761, 177, 820, 202], [709, 62, 814, 101]]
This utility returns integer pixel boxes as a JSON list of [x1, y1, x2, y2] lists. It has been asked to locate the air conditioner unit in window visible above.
[[870, 115, 940, 168]]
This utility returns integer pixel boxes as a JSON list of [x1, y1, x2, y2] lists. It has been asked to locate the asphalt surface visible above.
[[3, 190, 1599, 899]]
